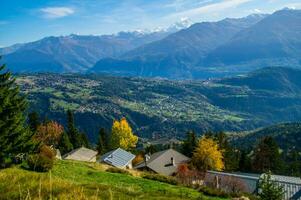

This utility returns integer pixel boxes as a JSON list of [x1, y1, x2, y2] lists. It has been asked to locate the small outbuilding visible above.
[[63, 147, 98, 162], [205, 171, 301, 200], [134, 148, 190, 176], [99, 148, 135, 169]]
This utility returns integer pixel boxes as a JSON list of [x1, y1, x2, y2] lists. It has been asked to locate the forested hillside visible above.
[[17, 67, 301, 141], [231, 122, 301, 152]]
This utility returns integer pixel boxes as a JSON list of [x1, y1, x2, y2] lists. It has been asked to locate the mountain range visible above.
[[0, 19, 193, 73], [2, 9, 301, 79]]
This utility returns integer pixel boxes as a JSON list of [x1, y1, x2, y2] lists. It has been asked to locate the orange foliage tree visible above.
[[35, 121, 64, 147]]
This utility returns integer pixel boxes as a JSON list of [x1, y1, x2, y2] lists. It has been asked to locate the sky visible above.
[[1, 0, 301, 47]]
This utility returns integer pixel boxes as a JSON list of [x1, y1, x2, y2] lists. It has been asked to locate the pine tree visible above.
[[145, 144, 157, 154], [28, 111, 40, 132], [216, 132, 239, 171], [79, 132, 90, 148], [182, 130, 198, 157], [110, 117, 138, 150], [252, 136, 283, 173], [97, 128, 108, 154], [287, 150, 301, 176], [66, 110, 81, 148], [258, 172, 284, 200], [58, 132, 73, 155], [0, 61, 34, 167], [239, 149, 252, 172]]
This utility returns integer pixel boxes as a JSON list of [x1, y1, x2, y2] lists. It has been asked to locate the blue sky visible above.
[[1, 0, 301, 47]]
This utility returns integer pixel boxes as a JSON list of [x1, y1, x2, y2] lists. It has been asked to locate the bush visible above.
[[142, 173, 178, 185], [26, 145, 55, 172], [106, 167, 131, 175], [198, 186, 230, 198], [27, 154, 54, 172]]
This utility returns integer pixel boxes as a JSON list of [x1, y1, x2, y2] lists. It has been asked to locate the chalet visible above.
[[134, 149, 190, 176], [205, 171, 301, 200], [99, 148, 135, 169], [63, 147, 97, 162]]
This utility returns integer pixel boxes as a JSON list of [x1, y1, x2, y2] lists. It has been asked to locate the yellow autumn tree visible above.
[[192, 136, 224, 171], [110, 117, 138, 150]]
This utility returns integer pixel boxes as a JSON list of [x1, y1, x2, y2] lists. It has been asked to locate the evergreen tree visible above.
[[28, 111, 40, 132], [182, 130, 198, 157], [0, 61, 34, 167], [58, 132, 73, 155], [66, 110, 81, 148], [216, 132, 239, 171], [97, 128, 108, 154], [145, 144, 157, 155], [252, 136, 283, 173], [239, 149, 252, 172], [258, 172, 284, 200], [287, 150, 301, 176], [79, 132, 90, 148]]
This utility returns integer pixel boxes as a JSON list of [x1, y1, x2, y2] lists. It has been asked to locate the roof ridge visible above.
[[147, 149, 173, 166]]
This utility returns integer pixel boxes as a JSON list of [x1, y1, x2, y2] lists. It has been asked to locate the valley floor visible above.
[[0, 160, 226, 200]]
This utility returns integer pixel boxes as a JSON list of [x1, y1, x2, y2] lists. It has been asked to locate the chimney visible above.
[[171, 157, 175, 166], [145, 154, 150, 162]]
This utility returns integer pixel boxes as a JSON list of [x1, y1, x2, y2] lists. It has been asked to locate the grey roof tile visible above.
[[100, 148, 135, 168]]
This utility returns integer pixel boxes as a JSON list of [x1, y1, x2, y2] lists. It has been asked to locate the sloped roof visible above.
[[100, 148, 135, 168], [135, 149, 190, 176], [207, 171, 260, 180], [207, 171, 301, 198], [63, 147, 98, 162], [268, 174, 301, 184]]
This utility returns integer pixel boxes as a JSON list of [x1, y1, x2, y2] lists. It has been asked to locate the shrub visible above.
[[27, 154, 54, 172], [132, 153, 144, 166], [258, 173, 284, 200], [221, 175, 248, 193], [198, 186, 230, 198], [26, 145, 55, 172], [106, 167, 131, 175], [142, 173, 178, 185]]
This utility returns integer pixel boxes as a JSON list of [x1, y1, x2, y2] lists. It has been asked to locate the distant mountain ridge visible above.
[[202, 9, 301, 70], [91, 14, 267, 78], [1, 31, 172, 72], [2, 9, 301, 79]]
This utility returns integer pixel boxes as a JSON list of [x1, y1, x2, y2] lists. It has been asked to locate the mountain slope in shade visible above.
[[3, 49, 64, 73], [1, 31, 172, 72], [232, 122, 301, 152], [202, 9, 301, 69], [90, 14, 266, 79]]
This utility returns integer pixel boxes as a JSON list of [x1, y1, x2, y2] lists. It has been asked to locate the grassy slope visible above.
[[0, 160, 226, 200]]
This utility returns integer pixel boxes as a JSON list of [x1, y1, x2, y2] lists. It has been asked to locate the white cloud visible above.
[[253, 8, 262, 13], [165, 0, 253, 20], [40, 7, 74, 19], [284, 3, 301, 10]]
